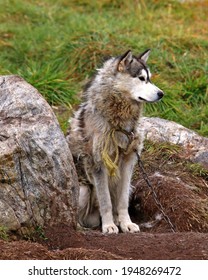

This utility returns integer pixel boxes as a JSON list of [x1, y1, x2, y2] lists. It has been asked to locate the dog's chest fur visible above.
[[95, 90, 143, 129], [68, 93, 143, 164]]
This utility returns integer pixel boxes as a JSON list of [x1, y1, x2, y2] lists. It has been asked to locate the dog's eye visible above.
[[139, 76, 145, 81]]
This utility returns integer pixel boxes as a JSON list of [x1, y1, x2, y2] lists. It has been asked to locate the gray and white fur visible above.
[[67, 49, 164, 234]]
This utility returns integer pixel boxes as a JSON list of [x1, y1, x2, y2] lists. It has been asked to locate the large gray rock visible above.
[[140, 117, 208, 169], [0, 75, 78, 234]]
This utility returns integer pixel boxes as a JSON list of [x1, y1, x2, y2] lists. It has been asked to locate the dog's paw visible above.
[[120, 222, 140, 233], [102, 223, 119, 234]]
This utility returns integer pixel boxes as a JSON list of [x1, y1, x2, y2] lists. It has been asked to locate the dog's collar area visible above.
[[115, 128, 135, 143], [102, 128, 136, 176]]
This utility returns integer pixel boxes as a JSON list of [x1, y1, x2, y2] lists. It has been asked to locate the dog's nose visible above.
[[157, 91, 164, 99]]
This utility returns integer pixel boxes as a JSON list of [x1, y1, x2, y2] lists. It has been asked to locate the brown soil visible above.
[[1, 228, 208, 260], [1, 142, 208, 260]]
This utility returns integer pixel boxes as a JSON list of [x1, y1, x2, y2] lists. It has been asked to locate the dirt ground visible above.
[[1, 142, 208, 260], [0, 228, 208, 260]]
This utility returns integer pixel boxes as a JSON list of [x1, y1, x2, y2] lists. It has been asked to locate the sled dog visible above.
[[67, 49, 164, 234]]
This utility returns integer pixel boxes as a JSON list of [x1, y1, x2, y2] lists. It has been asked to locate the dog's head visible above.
[[115, 49, 164, 103]]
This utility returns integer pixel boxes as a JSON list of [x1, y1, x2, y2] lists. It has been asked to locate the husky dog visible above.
[[67, 49, 164, 234]]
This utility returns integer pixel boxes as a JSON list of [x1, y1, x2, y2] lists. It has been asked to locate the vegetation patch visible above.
[[0, 226, 9, 241], [0, 0, 207, 135]]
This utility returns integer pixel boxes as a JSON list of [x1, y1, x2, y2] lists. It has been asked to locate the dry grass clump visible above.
[[131, 173, 208, 232], [131, 141, 208, 233]]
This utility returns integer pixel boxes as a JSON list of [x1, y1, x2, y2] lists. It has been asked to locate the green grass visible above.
[[0, 0, 207, 135], [0, 226, 9, 241], [143, 140, 208, 180]]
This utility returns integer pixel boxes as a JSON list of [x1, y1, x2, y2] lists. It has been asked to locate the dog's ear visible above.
[[138, 49, 151, 63], [117, 50, 133, 72]]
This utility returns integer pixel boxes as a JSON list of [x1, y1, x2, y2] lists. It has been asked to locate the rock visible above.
[[0, 75, 79, 234], [140, 117, 208, 169]]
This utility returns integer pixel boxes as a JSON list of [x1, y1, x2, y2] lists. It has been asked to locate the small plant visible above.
[[35, 226, 48, 241], [186, 163, 208, 180], [21, 225, 48, 241], [0, 226, 9, 241], [143, 140, 180, 161]]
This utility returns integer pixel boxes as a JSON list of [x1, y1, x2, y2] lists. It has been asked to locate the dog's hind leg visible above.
[[117, 154, 140, 233], [92, 167, 119, 234], [78, 185, 100, 228]]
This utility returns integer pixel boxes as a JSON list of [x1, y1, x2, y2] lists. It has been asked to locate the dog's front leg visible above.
[[117, 154, 140, 233], [93, 166, 119, 234]]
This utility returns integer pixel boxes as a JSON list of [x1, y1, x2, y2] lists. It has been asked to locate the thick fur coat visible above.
[[67, 50, 163, 234]]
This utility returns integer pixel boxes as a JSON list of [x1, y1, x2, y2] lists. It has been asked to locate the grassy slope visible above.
[[0, 0, 207, 135]]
